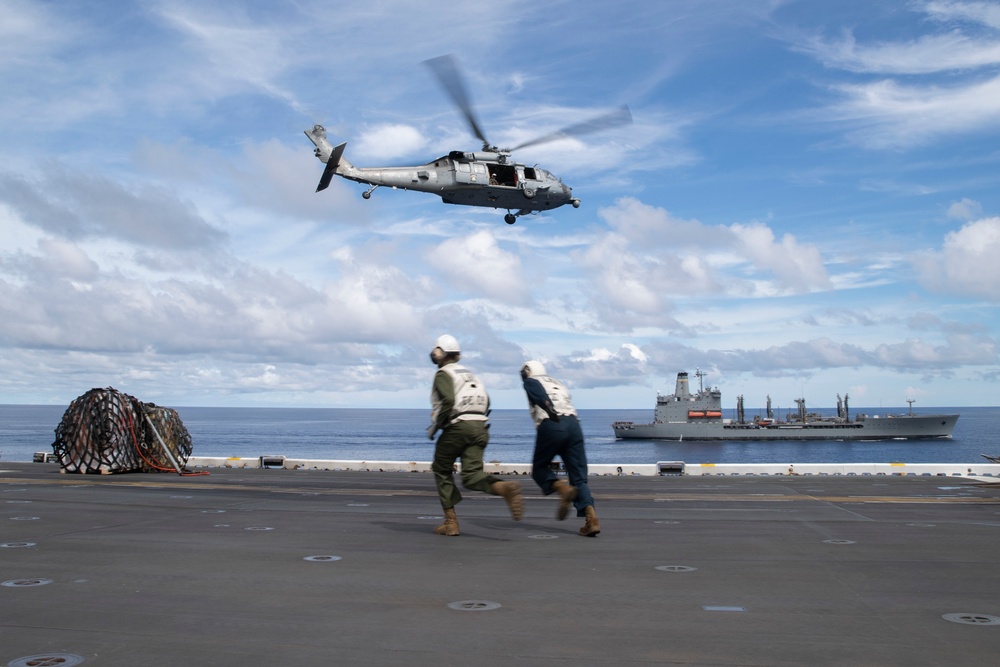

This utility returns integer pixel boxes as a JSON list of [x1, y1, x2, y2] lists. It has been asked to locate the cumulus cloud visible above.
[[426, 230, 530, 304], [947, 197, 983, 221], [553, 343, 653, 389], [873, 333, 997, 369], [730, 222, 831, 292], [578, 198, 830, 330], [355, 124, 429, 162], [915, 217, 1000, 301]]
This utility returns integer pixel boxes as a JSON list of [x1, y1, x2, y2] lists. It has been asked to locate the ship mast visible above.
[[694, 368, 706, 394]]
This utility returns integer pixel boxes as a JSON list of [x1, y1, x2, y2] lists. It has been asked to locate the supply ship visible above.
[[612, 370, 958, 441]]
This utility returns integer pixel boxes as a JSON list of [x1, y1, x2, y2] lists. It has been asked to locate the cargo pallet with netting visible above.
[[52, 387, 202, 475]]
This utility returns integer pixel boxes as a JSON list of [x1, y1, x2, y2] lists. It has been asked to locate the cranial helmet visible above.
[[521, 360, 547, 378], [434, 334, 461, 354]]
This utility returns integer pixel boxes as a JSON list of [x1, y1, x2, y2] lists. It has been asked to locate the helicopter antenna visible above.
[[424, 55, 493, 152]]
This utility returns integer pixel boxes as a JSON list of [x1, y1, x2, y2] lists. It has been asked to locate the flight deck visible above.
[[3, 462, 999, 666]]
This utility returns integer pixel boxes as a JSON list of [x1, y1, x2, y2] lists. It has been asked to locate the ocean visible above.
[[1, 404, 998, 465]]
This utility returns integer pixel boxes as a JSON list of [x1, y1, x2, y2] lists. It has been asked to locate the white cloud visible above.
[[730, 221, 832, 292], [580, 198, 831, 331], [829, 76, 1000, 149], [34, 238, 99, 282], [426, 230, 530, 304], [355, 124, 428, 162], [786, 1, 1000, 149], [154, 3, 305, 110], [923, 0, 1000, 30], [0, 165, 226, 250], [946, 197, 983, 220], [0, 0, 75, 68], [916, 217, 1000, 301], [2, 0, 999, 409], [799, 30, 1000, 74]]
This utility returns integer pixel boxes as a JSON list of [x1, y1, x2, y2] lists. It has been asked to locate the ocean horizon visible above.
[[2, 404, 997, 466]]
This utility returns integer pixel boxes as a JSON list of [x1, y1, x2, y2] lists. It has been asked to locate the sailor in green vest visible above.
[[427, 334, 524, 536]]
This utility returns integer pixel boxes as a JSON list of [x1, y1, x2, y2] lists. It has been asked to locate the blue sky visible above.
[[1, 0, 999, 411]]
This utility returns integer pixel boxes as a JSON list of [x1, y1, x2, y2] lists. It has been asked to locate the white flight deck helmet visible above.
[[521, 360, 547, 379], [434, 335, 461, 353], [430, 334, 461, 365]]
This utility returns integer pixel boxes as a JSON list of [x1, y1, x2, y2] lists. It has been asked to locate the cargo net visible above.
[[52, 387, 206, 475]]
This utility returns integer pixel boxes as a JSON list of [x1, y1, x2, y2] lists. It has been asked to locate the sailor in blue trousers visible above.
[[520, 361, 600, 536]]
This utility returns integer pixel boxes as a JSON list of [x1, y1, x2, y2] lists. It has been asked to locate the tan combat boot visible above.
[[491, 481, 524, 521], [552, 479, 578, 521], [579, 505, 600, 537], [434, 507, 460, 536]]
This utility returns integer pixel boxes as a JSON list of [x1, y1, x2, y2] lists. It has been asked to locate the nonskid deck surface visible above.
[[2, 462, 999, 666]]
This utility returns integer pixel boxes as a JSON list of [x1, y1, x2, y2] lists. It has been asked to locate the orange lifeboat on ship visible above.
[[687, 411, 705, 418]]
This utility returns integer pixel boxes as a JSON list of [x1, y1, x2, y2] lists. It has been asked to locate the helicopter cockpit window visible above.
[[523, 167, 537, 181], [457, 162, 471, 173]]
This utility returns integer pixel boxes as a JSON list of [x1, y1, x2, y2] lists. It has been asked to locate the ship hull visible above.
[[613, 414, 959, 441]]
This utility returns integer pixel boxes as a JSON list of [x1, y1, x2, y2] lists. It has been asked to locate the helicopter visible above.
[[304, 55, 631, 224]]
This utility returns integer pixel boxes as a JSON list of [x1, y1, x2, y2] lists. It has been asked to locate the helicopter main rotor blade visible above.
[[509, 105, 633, 151], [423, 55, 491, 149]]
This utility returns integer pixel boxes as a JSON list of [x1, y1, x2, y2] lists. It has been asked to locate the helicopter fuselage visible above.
[[305, 125, 580, 223]]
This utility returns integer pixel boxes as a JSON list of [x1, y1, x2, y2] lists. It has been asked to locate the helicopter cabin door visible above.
[[487, 164, 518, 187], [454, 160, 488, 185]]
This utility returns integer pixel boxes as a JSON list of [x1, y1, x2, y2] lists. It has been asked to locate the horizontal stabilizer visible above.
[[316, 142, 347, 193]]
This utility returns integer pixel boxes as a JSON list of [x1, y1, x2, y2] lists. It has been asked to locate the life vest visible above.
[[528, 375, 577, 427], [431, 363, 489, 425]]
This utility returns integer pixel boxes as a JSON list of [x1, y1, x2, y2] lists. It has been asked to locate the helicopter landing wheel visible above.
[[362, 191, 371, 200], [504, 213, 516, 225]]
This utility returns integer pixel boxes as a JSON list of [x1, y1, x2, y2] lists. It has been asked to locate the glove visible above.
[[427, 424, 438, 440]]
